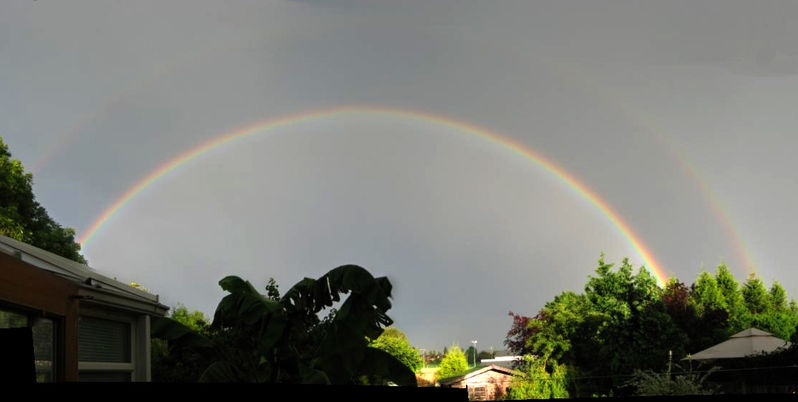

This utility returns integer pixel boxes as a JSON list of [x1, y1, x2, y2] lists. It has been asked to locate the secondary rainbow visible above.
[[548, 59, 755, 272], [77, 105, 669, 284]]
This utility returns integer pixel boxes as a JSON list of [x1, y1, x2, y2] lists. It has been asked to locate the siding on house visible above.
[[0, 235, 168, 382], [439, 365, 520, 401]]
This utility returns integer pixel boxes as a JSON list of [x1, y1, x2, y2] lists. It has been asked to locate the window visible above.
[[469, 385, 487, 401], [32, 318, 56, 382], [78, 314, 134, 382], [0, 306, 58, 383]]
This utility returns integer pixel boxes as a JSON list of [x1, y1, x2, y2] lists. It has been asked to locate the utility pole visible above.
[[471, 340, 478, 368]]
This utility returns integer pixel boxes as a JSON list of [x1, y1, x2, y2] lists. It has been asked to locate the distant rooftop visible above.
[[688, 328, 792, 361]]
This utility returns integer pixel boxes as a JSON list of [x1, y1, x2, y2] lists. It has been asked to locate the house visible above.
[[438, 365, 521, 401], [0, 235, 168, 382]]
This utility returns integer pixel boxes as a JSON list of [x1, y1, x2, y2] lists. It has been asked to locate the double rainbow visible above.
[[77, 106, 668, 285]]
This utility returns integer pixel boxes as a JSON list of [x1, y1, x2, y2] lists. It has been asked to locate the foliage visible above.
[[715, 264, 748, 332], [152, 265, 416, 385], [505, 255, 798, 397], [505, 311, 535, 357], [624, 363, 718, 396], [742, 273, 771, 314], [477, 350, 495, 360], [369, 328, 424, 372], [0, 137, 85, 263], [151, 304, 214, 382], [265, 277, 280, 301], [506, 355, 569, 400], [380, 327, 410, 342], [170, 303, 211, 334], [436, 344, 468, 380], [465, 345, 479, 367]]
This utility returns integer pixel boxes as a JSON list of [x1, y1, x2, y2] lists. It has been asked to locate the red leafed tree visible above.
[[504, 311, 537, 356]]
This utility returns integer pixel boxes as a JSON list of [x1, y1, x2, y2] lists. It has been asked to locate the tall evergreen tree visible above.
[[742, 273, 771, 314], [714, 263, 749, 332], [769, 281, 787, 311]]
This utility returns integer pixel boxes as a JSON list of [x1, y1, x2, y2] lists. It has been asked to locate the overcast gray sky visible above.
[[3, 0, 798, 351]]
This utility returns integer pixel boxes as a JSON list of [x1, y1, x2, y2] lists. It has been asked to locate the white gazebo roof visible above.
[[688, 328, 792, 361]]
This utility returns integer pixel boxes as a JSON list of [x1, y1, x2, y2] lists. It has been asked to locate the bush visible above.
[[624, 364, 718, 396], [506, 355, 569, 400], [369, 331, 424, 372], [436, 344, 469, 380]]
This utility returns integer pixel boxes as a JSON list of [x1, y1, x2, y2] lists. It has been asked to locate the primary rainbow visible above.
[[78, 105, 668, 285]]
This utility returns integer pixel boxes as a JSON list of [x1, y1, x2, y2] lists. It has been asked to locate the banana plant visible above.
[[152, 264, 416, 386]]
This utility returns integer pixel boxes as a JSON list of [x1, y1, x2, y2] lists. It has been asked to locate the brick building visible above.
[[438, 365, 520, 401]]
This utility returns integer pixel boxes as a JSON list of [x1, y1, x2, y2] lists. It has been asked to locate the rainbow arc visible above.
[[77, 106, 669, 285]]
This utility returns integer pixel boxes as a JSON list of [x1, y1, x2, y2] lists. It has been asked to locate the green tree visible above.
[[0, 137, 85, 263], [436, 344, 468, 380], [369, 328, 423, 372], [507, 257, 798, 396], [151, 303, 214, 382], [742, 273, 771, 314], [692, 272, 727, 314], [769, 281, 787, 311], [581, 257, 682, 385], [714, 263, 749, 332], [506, 355, 569, 400], [170, 303, 211, 334], [688, 271, 731, 350], [465, 345, 479, 367], [526, 291, 590, 365], [477, 350, 494, 360], [510, 255, 685, 396]]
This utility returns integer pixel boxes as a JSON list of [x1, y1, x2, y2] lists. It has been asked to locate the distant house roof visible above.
[[438, 364, 521, 386], [480, 356, 523, 365], [688, 328, 792, 361], [0, 235, 168, 315]]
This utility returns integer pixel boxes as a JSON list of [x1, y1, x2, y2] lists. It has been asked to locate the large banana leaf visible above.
[[163, 265, 412, 385]]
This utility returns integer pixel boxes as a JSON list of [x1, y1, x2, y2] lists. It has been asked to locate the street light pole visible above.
[[471, 340, 478, 368]]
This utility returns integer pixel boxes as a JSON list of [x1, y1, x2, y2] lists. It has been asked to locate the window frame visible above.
[[77, 308, 136, 382], [0, 301, 62, 382]]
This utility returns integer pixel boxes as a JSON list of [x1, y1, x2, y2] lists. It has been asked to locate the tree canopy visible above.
[[0, 137, 85, 263], [506, 255, 798, 397]]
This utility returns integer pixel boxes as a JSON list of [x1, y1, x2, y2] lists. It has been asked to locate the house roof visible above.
[[687, 328, 792, 361], [438, 364, 521, 386], [480, 356, 523, 363], [0, 235, 168, 315]]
